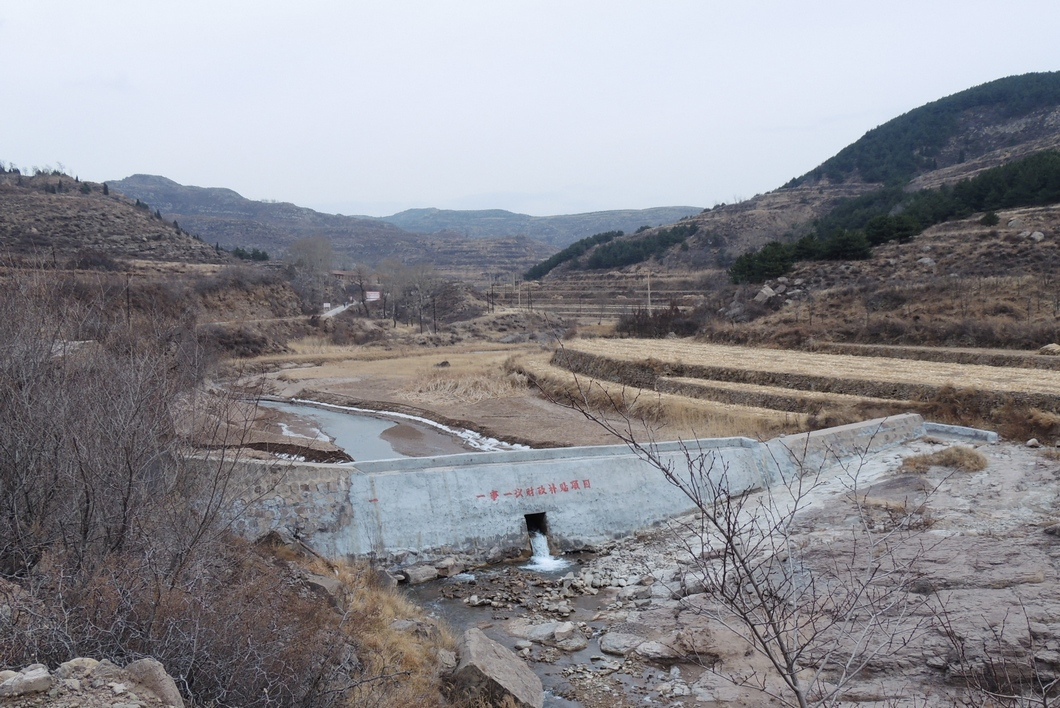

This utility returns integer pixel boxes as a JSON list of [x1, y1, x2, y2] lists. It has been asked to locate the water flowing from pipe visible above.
[[521, 531, 571, 572]]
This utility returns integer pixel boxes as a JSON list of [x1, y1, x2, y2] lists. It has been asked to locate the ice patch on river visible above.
[[291, 398, 530, 453], [276, 421, 330, 442]]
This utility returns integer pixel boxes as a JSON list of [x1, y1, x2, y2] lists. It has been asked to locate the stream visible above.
[[257, 399, 528, 461], [404, 559, 589, 707]]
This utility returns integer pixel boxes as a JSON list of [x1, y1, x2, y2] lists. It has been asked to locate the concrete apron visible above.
[[223, 414, 980, 563]]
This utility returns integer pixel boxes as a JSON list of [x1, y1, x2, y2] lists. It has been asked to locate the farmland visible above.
[[546, 337, 1060, 440]]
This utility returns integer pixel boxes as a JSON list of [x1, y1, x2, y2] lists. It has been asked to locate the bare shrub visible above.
[[551, 360, 941, 705], [939, 602, 1060, 707], [616, 303, 700, 338], [0, 270, 446, 706], [198, 324, 272, 358], [586, 423, 935, 706], [67, 248, 125, 271], [193, 265, 283, 295]]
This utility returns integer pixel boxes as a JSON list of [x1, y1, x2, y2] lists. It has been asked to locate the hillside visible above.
[[380, 205, 702, 247], [107, 175, 552, 274], [801, 71, 1060, 187], [526, 72, 1060, 280], [0, 170, 225, 265], [525, 74, 1060, 311]]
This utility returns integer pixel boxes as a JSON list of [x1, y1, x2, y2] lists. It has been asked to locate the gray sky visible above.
[[3, 2, 1058, 217]]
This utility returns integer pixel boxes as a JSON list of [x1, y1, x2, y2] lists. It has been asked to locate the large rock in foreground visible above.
[[451, 628, 543, 708]]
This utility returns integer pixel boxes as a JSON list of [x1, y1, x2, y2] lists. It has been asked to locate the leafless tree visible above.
[[285, 236, 334, 311], [940, 600, 1060, 707], [555, 375, 939, 707], [0, 268, 369, 707]]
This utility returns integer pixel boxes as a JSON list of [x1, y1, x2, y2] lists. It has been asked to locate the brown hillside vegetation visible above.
[[0, 171, 224, 265], [701, 203, 1060, 350], [907, 104, 1060, 191]]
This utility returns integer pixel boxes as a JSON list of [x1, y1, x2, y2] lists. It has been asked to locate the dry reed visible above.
[[400, 371, 525, 405]]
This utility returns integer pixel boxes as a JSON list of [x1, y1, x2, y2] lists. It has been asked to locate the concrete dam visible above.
[[225, 414, 987, 563]]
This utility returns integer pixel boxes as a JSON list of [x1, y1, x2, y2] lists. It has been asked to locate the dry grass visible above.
[[509, 353, 807, 440], [660, 375, 921, 427], [271, 343, 534, 384], [400, 370, 526, 405], [301, 557, 456, 708], [552, 340, 1060, 440], [900, 446, 989, 473], [561, 339, 1060, 399]]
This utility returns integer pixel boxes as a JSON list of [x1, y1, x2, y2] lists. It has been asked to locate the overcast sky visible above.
[[2, 2, 1058, 217]]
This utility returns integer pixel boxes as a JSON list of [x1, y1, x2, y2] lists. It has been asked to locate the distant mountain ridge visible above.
[[108, 175, 698, 272], [378, 206, 702, 247], [107, 175, 555, 273]]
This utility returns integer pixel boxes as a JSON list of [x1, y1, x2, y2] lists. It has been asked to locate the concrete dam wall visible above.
[[224, 414, 936, 562]]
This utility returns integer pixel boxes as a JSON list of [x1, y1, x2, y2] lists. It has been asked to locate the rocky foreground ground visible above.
[[0, 657, 183, 707], [413, 434, 1060, 707]]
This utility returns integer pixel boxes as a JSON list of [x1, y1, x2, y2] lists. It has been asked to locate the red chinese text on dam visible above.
[[477, 479, 591, 502]]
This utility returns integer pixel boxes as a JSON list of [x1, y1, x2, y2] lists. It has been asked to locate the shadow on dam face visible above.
[[524, 512, 548, 538]]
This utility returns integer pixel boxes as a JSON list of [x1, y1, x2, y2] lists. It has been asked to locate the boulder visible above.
[[618, 584, 652, 601], [917, 257, 936, 267], [1009, 218, 1025, 229], [125, 658, 184, 707], [753, 286, 776, 303], [451, 628, 543, 708], [1031, 231, 1046, 242], [55, 657, 99, 679], [435, 557, 465, 578], [0, 664, 52, 697], [635, 640, 682, 662], [401, 564, 439, 585], [508, 619, 587, 651], [1039, 343, 1060, 356], [374, 569, 401, 587], [305, 572, 346, 609], [600, 631, 646, 656]]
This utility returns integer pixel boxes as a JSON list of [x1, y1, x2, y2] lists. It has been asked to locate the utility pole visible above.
[[647, 271, 652, 314]]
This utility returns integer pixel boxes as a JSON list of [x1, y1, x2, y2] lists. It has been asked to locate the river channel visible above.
[[256, 399, 527, 461]]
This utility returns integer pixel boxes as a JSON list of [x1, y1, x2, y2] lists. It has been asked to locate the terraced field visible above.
[[547, 338, 1060, 437], [486, 271, 710, 321]]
